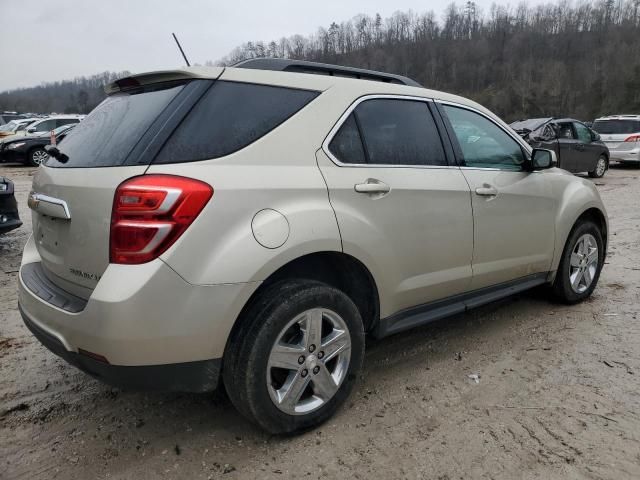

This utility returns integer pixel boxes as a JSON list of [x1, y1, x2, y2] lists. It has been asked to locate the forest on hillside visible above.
[[2, 0, 640, 121], [215, 0, 640, 122], [0, 71, 129, 115]]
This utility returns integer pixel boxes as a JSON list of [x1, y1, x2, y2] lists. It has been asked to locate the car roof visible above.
[[107, 65, 498, 122], [594, 114, 640, 121]]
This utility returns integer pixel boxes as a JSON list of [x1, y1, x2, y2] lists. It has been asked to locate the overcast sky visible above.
[[0, 0, 536, 92]]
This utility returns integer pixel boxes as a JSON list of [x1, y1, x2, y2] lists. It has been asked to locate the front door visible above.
[[317, 97, 474, 317], [438, 103, 556, 290]]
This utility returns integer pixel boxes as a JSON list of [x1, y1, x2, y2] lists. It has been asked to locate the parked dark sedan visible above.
[[510, 118, 609, 178], [0, 177, 22, 234], [0, 123, 76, 166]]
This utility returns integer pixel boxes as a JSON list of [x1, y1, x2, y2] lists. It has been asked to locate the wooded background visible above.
[[2, 0, 639, 122]]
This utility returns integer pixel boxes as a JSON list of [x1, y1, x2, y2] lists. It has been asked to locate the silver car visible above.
[[593, 115, 640, 164], [19, 59, 608, 434]]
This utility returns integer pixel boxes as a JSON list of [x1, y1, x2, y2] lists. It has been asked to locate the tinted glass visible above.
[[156, 81, 319, 163], [574, 123, 592, 143], [55, 118, 79, 128], [354, 99, 446, 166], [443, 105, 525, 170], [592, 119, 640, 134], [328, 114, 366, 164], [33, 120, 56, 132], [47, 82, 185, 168]]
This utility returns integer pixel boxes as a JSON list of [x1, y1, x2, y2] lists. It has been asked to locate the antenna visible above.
[[172, 33, 191, 67]]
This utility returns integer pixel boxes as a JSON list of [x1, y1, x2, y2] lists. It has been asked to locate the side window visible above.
[[442, 105, 525, 170], [328, 114, 366, 164], [56, 119, 79, 128], [556, 123, 575, 139], [34, 120, 56, 132], [574, 122, 592, 143], [354, 99, 447, 166], [156, 81, 319, 163]]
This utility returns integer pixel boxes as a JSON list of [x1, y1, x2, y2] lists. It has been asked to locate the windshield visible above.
[[593, 119, 640, 135], [0, 121, 18, 132]]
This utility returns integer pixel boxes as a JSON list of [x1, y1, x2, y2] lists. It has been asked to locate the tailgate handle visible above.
[[28, 192, 71, 220]]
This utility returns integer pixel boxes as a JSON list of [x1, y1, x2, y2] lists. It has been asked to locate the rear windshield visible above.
[[593, 119, 640, 134], [46, 82, 186, 168]]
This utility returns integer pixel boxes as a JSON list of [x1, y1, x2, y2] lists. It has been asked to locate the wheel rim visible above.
[[32, 149, 48, 165], [569, 233, 598, 294], [266, 308, 351, 415], [596, 157, 606, 177]]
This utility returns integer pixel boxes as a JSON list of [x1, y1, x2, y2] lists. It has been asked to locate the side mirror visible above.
[[530, 148, 556, 170], [591, 131, 601, 142], [27, 127, 36, 133]]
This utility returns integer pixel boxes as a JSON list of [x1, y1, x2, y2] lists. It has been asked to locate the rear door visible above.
[[437, 103, 556, 290], [573, 121, 599, 173], [317, 96, 473, 316], [29, 78, 218, 298]]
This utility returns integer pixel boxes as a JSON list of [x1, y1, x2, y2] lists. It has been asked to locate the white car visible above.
[[593, 115, 640, 165], [24, 115, 83, 135]]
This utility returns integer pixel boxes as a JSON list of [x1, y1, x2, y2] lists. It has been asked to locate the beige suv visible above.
[[19, 60, 607, 434]]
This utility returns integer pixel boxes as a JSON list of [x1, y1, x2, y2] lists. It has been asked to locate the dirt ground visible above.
[[1, 163, 639, 480]]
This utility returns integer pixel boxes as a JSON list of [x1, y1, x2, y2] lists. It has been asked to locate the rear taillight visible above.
[[110, 175, 213, 264], [624, 135, 640, 142]]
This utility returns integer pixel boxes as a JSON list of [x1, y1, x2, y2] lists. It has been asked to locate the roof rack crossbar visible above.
[[233, 58, 422, 88]]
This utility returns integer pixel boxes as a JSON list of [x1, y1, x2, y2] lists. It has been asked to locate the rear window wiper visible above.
[[44, 145, 69, 164]]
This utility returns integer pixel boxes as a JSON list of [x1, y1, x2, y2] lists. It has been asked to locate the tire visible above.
[[27, 147, 48, 167], [588, 155, 607, 178], [552, 220, 604, 304], [223, 280, 365, 434]]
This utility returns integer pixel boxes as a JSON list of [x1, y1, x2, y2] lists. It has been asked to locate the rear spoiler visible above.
[[105, 67, 225, 94]]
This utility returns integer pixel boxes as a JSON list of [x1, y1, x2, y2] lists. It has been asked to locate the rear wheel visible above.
[[552, 220, 604, 303], [223, 280, 365, 434], [27, 147, 48, 167], [588, 155, 607, 178]]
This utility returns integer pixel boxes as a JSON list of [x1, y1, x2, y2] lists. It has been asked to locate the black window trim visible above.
[[322, 94, 455, 169], [435, 100, 533, 171]]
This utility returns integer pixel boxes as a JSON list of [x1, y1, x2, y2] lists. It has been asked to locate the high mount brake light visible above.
[[110, 175, 213, 264], [624, 135, 640, 142]]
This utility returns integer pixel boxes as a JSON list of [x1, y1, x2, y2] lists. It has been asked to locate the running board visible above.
[[374, 273, 549, 338]]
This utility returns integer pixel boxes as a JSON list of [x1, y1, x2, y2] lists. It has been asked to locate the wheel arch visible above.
[[224, 251, 380, 359], [550, 204, 608, 282]]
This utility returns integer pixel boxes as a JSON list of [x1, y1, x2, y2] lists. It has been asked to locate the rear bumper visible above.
[[608, 147, 640, 162], [21, 304, 221, 392], [18, 236, 259, 391]]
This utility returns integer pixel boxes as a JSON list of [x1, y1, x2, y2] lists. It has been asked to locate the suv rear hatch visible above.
[[593, 118, 640, 149], [29, 69, 222, 298]]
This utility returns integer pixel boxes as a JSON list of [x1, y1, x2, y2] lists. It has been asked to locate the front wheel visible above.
[[27, 147, 48, 167], [588, 155, 607, 178], [552, 220, 604, 303], [223, 280, 365, 434]]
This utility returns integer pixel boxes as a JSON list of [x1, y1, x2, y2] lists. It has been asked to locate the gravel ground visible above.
[[1, 163, 639, 480]]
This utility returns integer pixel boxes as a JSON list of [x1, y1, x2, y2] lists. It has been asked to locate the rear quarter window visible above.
[[154, 81, 319, 164]]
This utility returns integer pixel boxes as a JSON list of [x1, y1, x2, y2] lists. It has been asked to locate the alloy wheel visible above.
[[32, 149, 48, 165], [569, 233, 598, 293], [266, 308, 351, 415]]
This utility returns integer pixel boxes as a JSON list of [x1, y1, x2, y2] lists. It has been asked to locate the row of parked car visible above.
[[510, 115, 640, 178], [0, 115, 83, 166]]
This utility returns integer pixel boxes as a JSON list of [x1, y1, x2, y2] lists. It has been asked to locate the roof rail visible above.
[[233, 58, 422, 88]]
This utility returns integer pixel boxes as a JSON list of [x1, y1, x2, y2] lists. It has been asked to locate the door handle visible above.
[[354, 179, 390, 194], [475, 185, 498, 197]]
